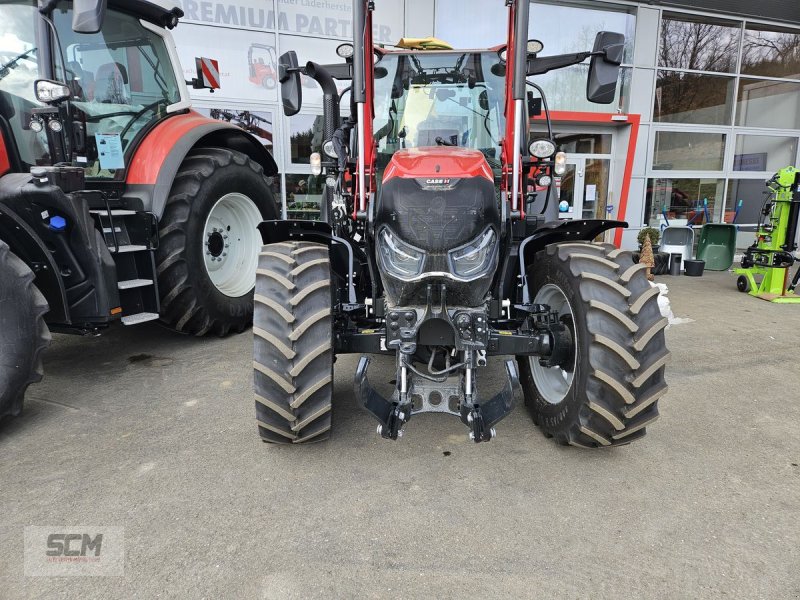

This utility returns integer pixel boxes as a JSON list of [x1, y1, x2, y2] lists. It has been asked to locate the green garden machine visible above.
[[735, 166, 800, 303]]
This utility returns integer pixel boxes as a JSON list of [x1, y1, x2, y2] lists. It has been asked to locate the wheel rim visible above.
[[529, 283, 578, 404], [202, 192, 262, 298]]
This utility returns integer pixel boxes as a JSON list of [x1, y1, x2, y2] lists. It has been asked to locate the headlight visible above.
[[34, 79, 71, 103], [310, 152, 322, 175], [448, 228, 498, 279], [336, 43, 354, 59], [554, 151, 567, 175], [378, 228, 424, 278], [529, 138, 555, 158], [322, 140, 337, 158]]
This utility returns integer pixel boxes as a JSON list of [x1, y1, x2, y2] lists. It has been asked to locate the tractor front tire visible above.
[[156, 148, 278, 336], [0, 240, 51, 420], [253, 241, 334, 444], [517, 242, 670, 447]]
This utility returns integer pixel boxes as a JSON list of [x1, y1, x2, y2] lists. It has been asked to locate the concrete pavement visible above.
[[1, 270, 799, 598]]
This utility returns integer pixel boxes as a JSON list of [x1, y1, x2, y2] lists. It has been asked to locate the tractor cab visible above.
[[0, 0, 207, 179]]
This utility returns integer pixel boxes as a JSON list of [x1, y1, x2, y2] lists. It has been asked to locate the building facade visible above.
[[170, 0, 800, 249]]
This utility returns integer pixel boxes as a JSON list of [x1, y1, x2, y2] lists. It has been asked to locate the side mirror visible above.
[[192, 57, 220, 90], [278, 51, 302, 117], [72, 0, 106, 33], [587, 31, 624, 104]]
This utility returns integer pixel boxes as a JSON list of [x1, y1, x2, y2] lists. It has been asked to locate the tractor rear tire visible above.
[[0, 240, 51, 420], [156, 148, 278, 337], [253, 241, 334, 444], [517, 242, 669, 447]]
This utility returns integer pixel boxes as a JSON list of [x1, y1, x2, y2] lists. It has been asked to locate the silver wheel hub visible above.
[[203, 192, 262, 298], [529, 283, 578, 404]]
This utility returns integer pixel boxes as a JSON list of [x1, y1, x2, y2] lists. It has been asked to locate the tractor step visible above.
[[121, 312, 159, 326], [117, 278, 153, 290], [90, 209, 138, 216], [114, 244, 148, 253], [90, 209, 161, 324]]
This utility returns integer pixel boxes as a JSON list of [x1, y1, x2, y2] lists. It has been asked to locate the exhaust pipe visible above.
[[304, 61, 340, 142]]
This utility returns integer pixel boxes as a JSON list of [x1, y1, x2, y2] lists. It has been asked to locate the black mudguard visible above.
[[0, 174, 119, 326], [0, 201, 68, 323], [512, 219, 627, 303]]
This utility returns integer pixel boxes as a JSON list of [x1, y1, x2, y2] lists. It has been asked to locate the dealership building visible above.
[[171, 0, 800, 249]]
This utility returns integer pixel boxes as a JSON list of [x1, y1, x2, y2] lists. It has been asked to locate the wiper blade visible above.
[[0, 47, 37, 81]]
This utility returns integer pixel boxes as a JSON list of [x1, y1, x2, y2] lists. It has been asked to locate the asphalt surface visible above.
[[1, 270, 799, 599]]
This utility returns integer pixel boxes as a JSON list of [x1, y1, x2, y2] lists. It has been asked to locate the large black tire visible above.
[[517, 242, 669, 447], [156, 147, 278, 336], [253, 241, 334, 444], [0, 240, 51, 420]]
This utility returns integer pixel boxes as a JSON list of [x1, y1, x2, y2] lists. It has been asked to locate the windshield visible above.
[[51, 6, 182, 178], [373, 51, 506, 170], [0, 1, 47, 168], [0, 2, 182, 176]]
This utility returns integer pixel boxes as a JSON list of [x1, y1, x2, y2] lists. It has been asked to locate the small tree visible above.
[[637, 227, 660, 248], [640, 235, 656, 281]]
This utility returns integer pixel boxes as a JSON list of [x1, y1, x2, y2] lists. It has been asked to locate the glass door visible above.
[[555, 156, 611, 221]]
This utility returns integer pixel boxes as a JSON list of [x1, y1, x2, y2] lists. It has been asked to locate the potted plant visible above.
[[637, 227, 660, 252]]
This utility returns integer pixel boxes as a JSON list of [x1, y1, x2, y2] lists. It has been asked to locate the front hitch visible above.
[[461, 360, 522, 442], [354, 355, 521, 443]]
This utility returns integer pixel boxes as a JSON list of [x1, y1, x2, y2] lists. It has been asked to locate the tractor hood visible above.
[[375, 147, 500, 307], [381, 147, 494, 183]]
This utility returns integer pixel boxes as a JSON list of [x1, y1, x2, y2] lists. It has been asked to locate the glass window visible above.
[[529, 3, 636, 63], [196, 107, 274, 153], [733, 135, 798, 172], [652, 131, 726, 171], [529, 64, 630, 114], [645, 177, 724, 225], [48, 6, 183, 178], [736, 78, 800, 129], [0, 1, 49, 168], [372, 52, 507, 170], [742, 23, 800, 80], [289, 113, 323, 164], [724, 178, 769, 226], [554, 133, 612, 155], [654, 70, 735, 125], [434, 1, 635, 62], [659, 13, 740, 73], [285, 174, 324, 221]]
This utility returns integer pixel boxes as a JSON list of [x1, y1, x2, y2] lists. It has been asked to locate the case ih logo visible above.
[[419, 178, 458, 190]]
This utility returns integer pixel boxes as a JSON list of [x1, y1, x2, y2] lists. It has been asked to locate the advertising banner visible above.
[[175, 0, 404, 44]]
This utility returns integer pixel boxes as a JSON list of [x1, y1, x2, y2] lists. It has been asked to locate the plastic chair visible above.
[[696, 224, 737, 271]]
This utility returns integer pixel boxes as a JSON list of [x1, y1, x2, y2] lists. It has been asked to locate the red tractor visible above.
[[0, 0, 278, 419], [252, 0, 669, 446]]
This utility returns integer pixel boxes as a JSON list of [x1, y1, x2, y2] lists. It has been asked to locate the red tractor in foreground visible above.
[[252, 0, 669, 446], [0, 0, 278, 420]]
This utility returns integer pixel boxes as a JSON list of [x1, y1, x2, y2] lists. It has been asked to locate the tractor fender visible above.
[[124, 111, 278, 219], [0, 198, 69, 323]]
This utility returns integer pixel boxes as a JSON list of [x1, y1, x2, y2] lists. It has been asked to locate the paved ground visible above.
[[1, 270, 799, 599]]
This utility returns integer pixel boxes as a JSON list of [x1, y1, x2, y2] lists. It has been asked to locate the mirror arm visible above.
[[526, 51, 591, 76], [278, 65, 304, 84]]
